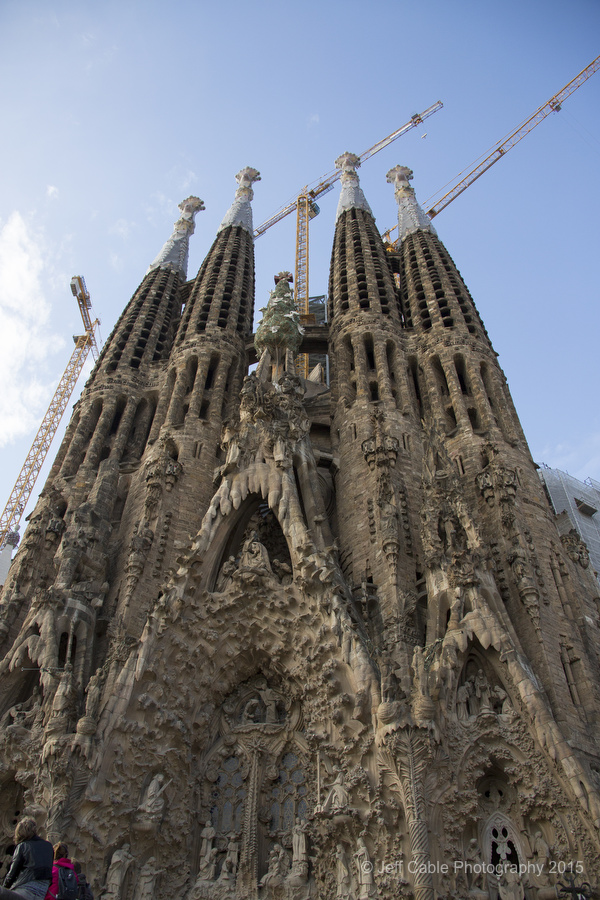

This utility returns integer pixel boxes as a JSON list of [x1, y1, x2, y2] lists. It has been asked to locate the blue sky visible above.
[[0, 0, 599, 531]]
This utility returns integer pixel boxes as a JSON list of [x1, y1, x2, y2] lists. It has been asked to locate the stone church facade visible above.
[[0, 156, 599, 900]]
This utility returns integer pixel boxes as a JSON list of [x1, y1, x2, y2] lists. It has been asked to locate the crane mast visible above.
[[0, 278, 100, 549]]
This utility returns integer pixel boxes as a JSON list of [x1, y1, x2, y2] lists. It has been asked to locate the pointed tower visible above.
[[387, 165, 523, 446], [49, 196, 205, 498], [146, 169, 261, 517], [0, 197, 204, 646], [328, 152, 419, 630], [383, 166, 600, 891], [1, 157, 600, 900]]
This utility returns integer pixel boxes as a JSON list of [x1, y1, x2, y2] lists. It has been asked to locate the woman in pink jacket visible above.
[[44, 843, 77, 900]]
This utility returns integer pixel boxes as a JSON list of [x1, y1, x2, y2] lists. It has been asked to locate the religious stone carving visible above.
[[259, 843, 289, 892], [133, 858, 164, 900], [464, 838, 486, 892], [497, 866, 524, 900], [561, 529, 590, 569], [137, 772, 169, 826], [102, 845, 134, 900], [354, 837, 375, 899], [124, 520, 154, 602], [335, 843, 354, 900], [290, 817, 308, 882], [319, 769, 350, 815]]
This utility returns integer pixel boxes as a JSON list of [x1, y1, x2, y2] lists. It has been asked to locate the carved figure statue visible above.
[[138, 773, 167, 819], [292, 818, 308, 864], [474, 669, 491, 712], [84, 667, 104, 720], [217, 857, 235, 885], [466, 674, 480, 717], [199, 819, 216, 863], [258, 684, 280, 724], [49, 662, 76, 723], [133, 858, 163, 900], [335, 844, 352, 899], [241, 698, 260, 724], [198, 847, 218, 881], [531, 830, 552, 883], [239, 532, 272, 574], [412, 645, 429, 700], [225, 834, 239, 875], [498, 865, 524, 900], [456, 680, 472, 723], [354, 837, 373, 899], [323, 770, 350, 814], [260, 844, 287, 888], [104, 844, 134, 900], [216, 555, 237, 591], [464, 839, 485, 891]]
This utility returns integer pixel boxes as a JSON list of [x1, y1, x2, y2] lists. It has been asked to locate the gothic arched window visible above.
[[210, 756, 247, 836], [269, 752, 307, 834]]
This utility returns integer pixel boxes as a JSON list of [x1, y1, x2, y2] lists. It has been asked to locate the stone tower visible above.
[[1, 158, 599, 900]]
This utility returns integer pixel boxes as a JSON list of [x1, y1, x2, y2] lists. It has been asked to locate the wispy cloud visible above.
[[46, 185, 59, 200], [0, 213, 64, 447], [143, 192, 176, 229], [179, 170, 198, 192], [109, 218, 136, 240], [307, 113, 320, 129], [166, 166, 199, 196], [109, 251, 125, 272], [538, 432, 600, 482]]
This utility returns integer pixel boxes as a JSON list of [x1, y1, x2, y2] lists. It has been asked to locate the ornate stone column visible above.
[[391, 728, 434, 900]]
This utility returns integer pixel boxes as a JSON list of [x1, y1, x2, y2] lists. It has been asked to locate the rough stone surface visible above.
[[0, 168, 599, 900]]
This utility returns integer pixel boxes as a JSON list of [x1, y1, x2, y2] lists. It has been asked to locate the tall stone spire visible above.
[[334, 152, 374, 221], [174, 167, 260, 344], [386, 165, 436, 241], [147, 196, 205, 280], [218, 166, 261, 235]]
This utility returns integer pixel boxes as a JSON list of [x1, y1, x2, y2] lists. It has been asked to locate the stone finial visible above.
[[334, 152, 373, 222], [218, 167, 261, 235], [386, 165, 414, 199], [334, 152, 362, 178], [386, 165, 436, 242], [235, 166, 261, 198], [146, 195, 205, 280]]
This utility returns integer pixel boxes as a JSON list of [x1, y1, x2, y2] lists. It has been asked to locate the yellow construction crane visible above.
[[254, 101, 444, 375], [0, 277, 100, 549], [383, 54, 600, 242]]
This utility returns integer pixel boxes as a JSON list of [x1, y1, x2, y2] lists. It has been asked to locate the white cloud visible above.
[[109, 251, 125, 271], [46, 185, 59, 200], [109, 218, 136, 240], [538, 432, 600, 483], [143, 192, 176, 229], [179, 170, 198, 192], [0, 213, 63, 448], [307, 113, 320, 128]]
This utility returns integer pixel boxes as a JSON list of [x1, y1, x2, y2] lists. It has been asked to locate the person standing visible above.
[[44, 843, 77, 900], [3, 817, 53, 900]]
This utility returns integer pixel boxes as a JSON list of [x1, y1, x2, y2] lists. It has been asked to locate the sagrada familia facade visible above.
[[0, 155, 599, 900]]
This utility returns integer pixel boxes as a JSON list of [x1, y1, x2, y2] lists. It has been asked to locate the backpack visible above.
[[56, 867, 79, 900], [77, 872, 94, 900]]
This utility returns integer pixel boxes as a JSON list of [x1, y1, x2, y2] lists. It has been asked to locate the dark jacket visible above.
[[4, 836, 54, 890]]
